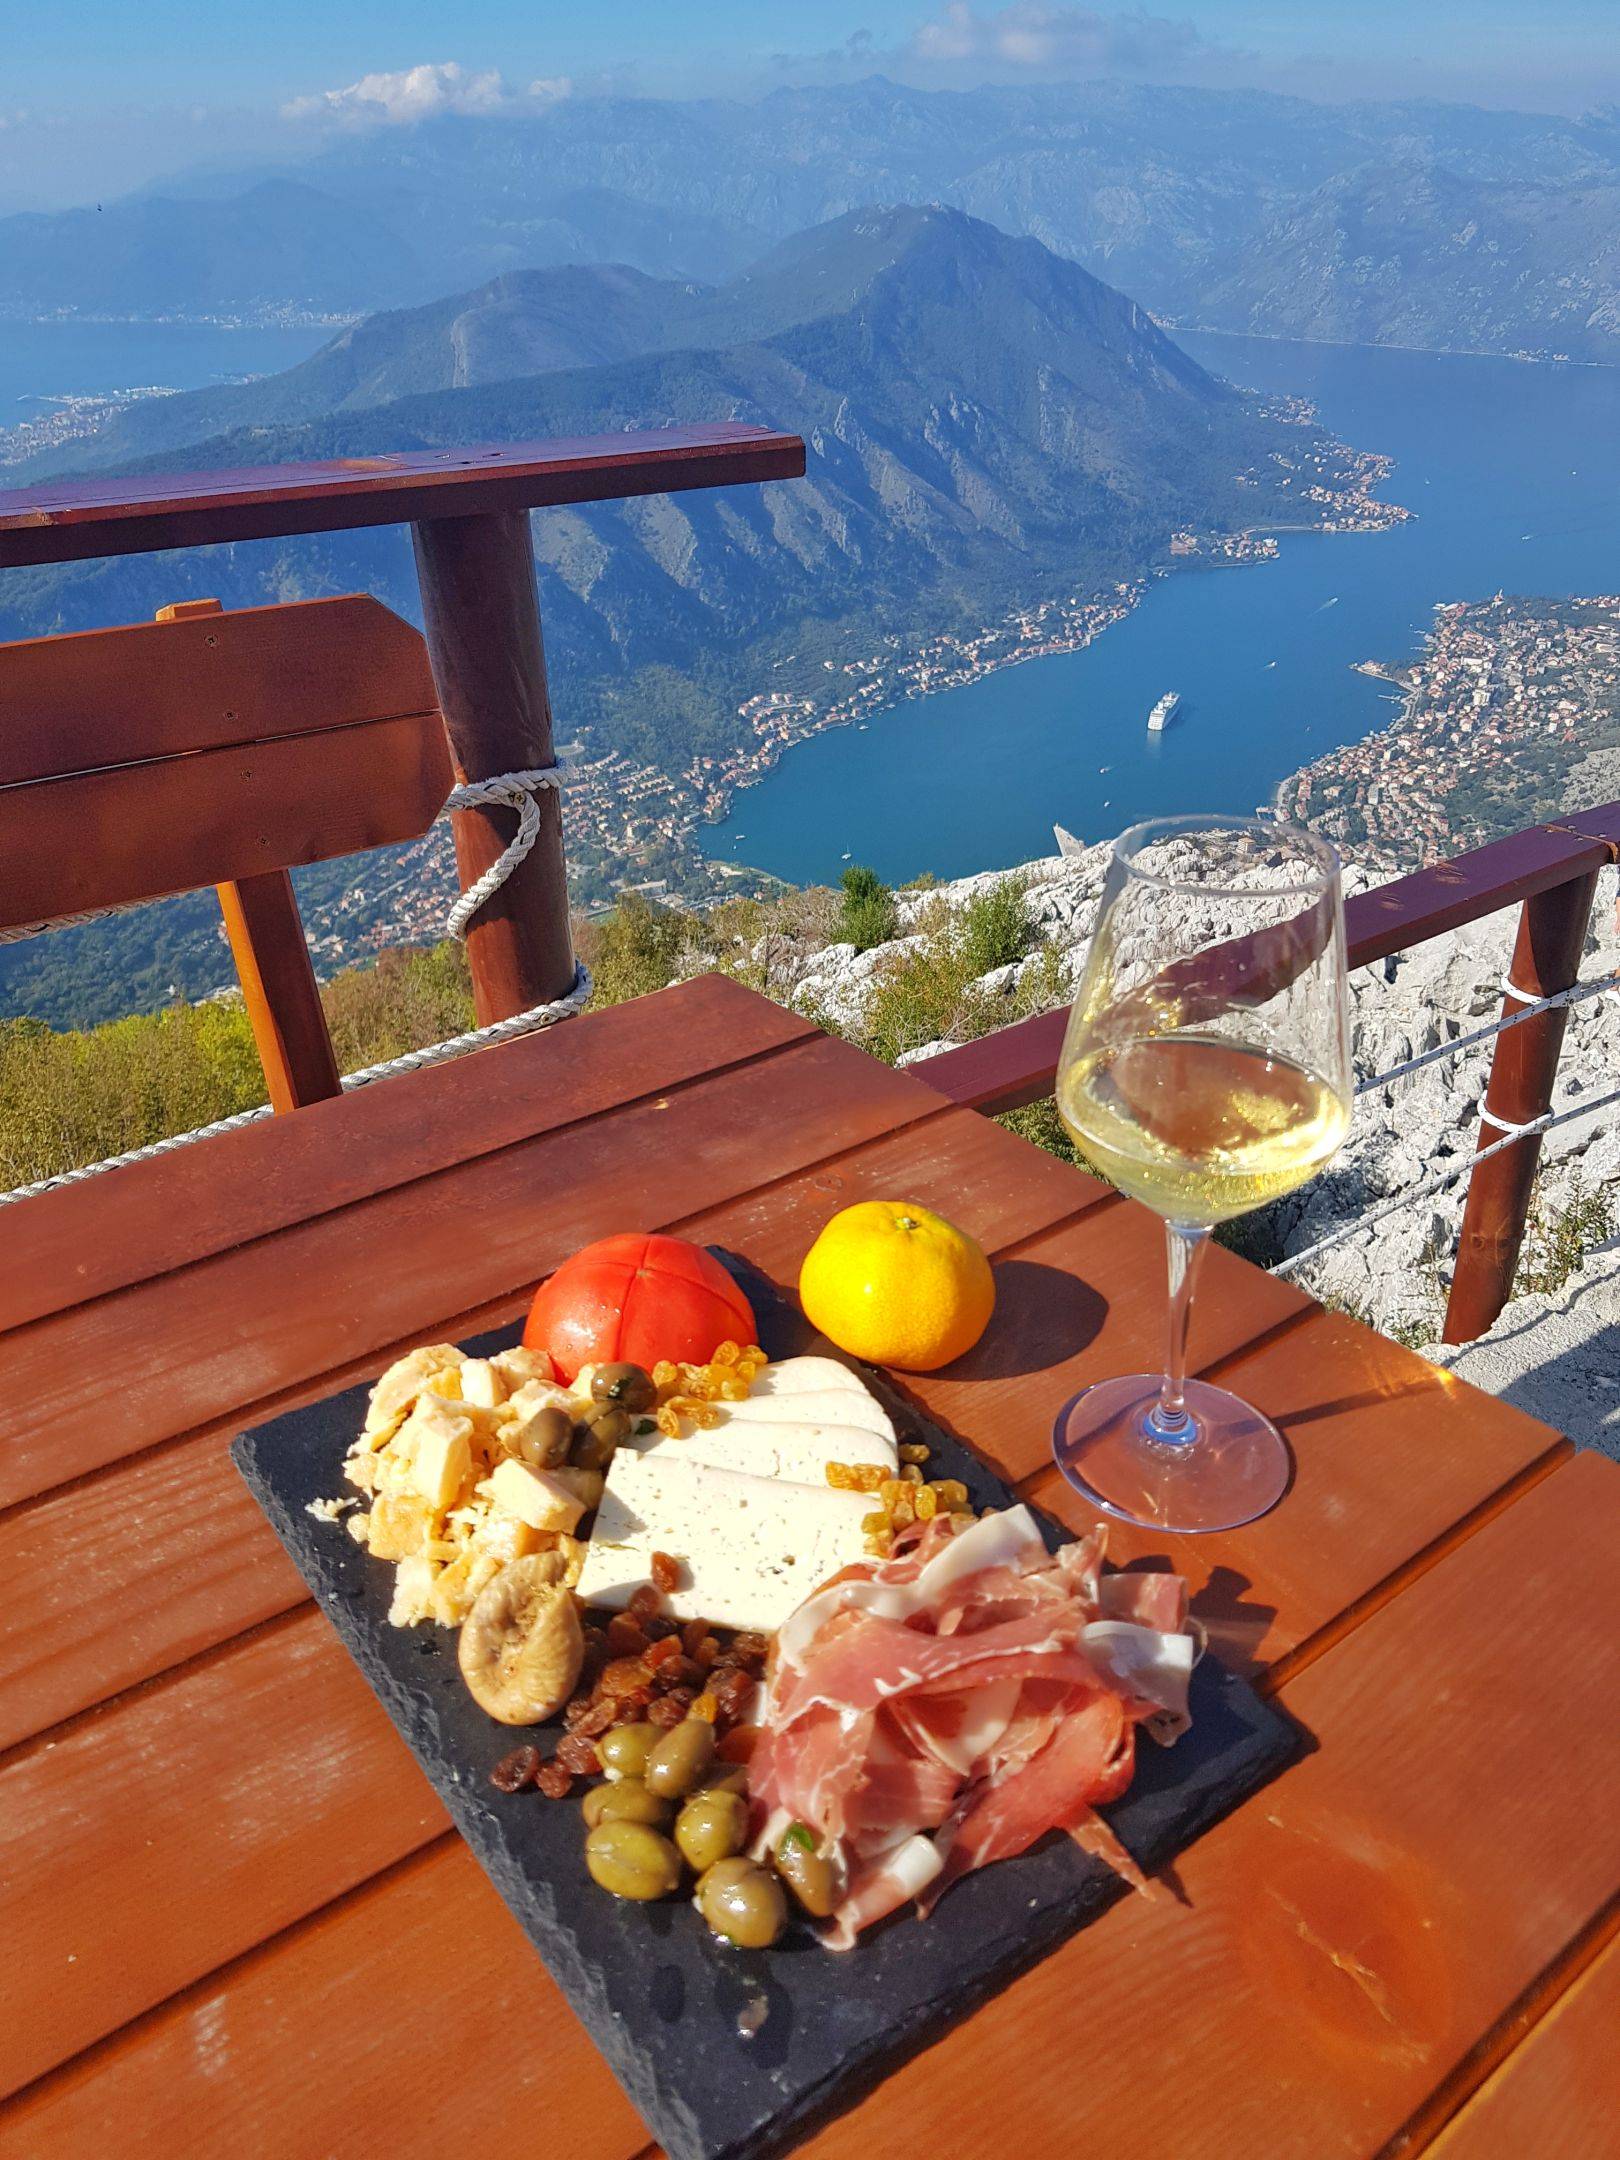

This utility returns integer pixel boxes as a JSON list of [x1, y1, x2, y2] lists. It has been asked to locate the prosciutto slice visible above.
[[750, 1508, 1197, 1947]]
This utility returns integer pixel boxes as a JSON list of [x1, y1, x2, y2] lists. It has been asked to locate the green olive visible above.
[[675, 1789, 750, 1872], [596, 1721, 660, 1780], [773, 1826, 839, 1918], [584, 1820, 683, 1902], [573, 1402, 632, 1473], [644, 1716, 717, 1799], [591, 1363, 658, 1415], [526, 1404, 575, 1469], [695, 1857, 788, 1949], [692, 1765, 750, 1798], [582, 1778, 671, 1829]]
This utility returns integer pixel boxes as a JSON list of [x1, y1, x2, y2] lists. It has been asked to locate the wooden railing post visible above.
[[411, 510, 576, 1025], [1442, 870, 1599, 1343]]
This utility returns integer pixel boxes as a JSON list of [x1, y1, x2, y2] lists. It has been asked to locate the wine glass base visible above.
[[1052, 1374, 1291, 1533]]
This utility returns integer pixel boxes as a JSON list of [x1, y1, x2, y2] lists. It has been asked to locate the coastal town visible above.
[[1273, 593, 1620, 868]]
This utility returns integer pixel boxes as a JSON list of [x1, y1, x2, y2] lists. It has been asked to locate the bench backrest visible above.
[[0, 594, 453, 1109]]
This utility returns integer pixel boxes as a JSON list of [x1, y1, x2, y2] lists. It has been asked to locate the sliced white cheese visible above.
[[716, 1389, 896, 1447], [576, 1451, 874, 1633], [630, 1416, 896, 1485], [749, 1356, 871, 1401]]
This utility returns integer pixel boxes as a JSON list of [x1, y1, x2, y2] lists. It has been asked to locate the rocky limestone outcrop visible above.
[[759, 844, 1620, 1365]]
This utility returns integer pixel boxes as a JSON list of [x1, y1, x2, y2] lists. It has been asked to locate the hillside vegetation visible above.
[[0, 872, 1071, 1190]]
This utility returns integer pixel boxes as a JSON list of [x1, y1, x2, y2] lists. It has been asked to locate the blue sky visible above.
[[4, 2, 1617, 206]]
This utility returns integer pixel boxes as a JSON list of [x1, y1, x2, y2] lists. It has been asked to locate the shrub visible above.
[[956, 877, 1032, 979], [323, 944, 475, 1071], [834, 864, 899, 953], [583, 894, 693, 1006]]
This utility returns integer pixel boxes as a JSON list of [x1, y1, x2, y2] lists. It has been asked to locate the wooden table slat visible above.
[[1426, 1924, 1620, 2158], [0, 1843, 646, 2160]]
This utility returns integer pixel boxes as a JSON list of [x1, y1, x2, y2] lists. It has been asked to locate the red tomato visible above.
[[523, 1232, 756, 1383]]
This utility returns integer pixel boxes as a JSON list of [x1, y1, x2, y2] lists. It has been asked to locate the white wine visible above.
[[1059, 1032, 1351, 1225]]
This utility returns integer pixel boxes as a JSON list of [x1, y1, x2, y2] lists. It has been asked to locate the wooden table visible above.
[[2, 975, 1615, 2159]]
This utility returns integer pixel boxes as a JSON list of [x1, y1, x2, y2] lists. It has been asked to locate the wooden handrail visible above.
[[912, 804, 1620, 1342], [0, 426, 805, 568], [0, 429, 806, 1021]]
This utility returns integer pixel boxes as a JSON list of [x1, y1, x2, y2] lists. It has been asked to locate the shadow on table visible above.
[[1123, 1556, 1283, 1681], [962, 1259, 1109, 1380]]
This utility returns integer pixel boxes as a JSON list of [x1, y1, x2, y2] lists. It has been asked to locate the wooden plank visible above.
[[0, 1106, 1107, 1752], [1027, 1305, 1571, 1678], [0, 1610, 448, 2098], [0, 425, 806, 568], [12, 1443, 1615, 2158], [893, 1202, 1311, 1486], [217, 871, 342, 1111], [0, 1843, 646, 2160], [674, 1100, 1111, 1281], [0, 595, 435, 783], [0, 709, 451, 928], [0, 1442, 306, 1756], [0, 1034, 948, 1509], [1427, 1929, 1620, 2159], [0, 974, 814, 1333], [413, 509, 575, 1017]]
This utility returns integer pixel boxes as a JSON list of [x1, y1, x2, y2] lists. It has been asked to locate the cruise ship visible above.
[[1147, 691, 1180, 733]]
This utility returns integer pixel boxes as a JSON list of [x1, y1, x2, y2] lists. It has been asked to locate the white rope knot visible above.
[[444, 766, 564, 940]]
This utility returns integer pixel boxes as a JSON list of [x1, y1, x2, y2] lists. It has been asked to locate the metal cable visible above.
[[1272, 1082, 1620, 1278]]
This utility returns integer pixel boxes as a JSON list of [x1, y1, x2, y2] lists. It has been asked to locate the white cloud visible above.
[[909, 4, 1214, 77], [283, 61, 571, 128]]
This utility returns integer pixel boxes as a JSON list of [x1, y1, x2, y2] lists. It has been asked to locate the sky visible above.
[[2, 0, 1618, 207]]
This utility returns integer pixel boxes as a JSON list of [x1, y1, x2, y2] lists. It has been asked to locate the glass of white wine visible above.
[[1053, 814, 1352, 1532]]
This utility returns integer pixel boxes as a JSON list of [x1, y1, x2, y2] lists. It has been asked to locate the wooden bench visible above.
[[0, 595, 452, 1109]]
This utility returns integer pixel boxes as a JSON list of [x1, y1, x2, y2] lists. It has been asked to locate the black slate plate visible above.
[[233, 1269, 1299, 2160]]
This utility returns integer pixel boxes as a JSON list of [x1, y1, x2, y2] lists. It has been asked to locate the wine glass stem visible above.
[[1150, 1222, 1212, 1444]]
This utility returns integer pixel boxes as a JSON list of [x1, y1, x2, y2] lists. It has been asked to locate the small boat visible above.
[[1265, 660, 1278, 670], [1147, 691, 1179, 734], [841, 850, 852, 861]]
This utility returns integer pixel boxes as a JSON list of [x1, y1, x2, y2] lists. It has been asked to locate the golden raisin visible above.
[[718, 1376, 750, 1401], [861, 1509, 890, 1536], [826, 1463, 854, 1490], [914, 1487, 938, 1520], [712, 1340, 741, 1367], [654, 1406, 682, 1438], [690, 1403, 722, 1430], [879, 1479, 906, 1509], [890, 1499, 916, 1530], [652, 1361, 679, 1390], [691, 1690, 719, 1722], [899, 1442, 931, 1465]]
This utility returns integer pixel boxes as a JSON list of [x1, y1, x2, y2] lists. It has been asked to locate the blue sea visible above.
[[0, 318, 330, 418], [700, 336, 1620, 886]]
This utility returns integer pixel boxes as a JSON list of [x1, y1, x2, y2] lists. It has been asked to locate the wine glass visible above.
[[1052, 815, 1352, 1532]]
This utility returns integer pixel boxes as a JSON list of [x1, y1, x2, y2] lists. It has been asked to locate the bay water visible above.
[[699, 335, 1620, 886], [0, 318, 330, 417]]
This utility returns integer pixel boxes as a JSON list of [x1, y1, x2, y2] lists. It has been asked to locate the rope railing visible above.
[[0, 764, 586, 1206], [1272, 971, 1617, 1282], [0, 960, 594, 1207], [1352, 974, 1614, 1097]]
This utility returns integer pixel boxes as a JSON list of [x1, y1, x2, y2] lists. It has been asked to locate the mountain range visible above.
[[6, 79, 1618, 359], [0, 206, 1391, 1024]]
